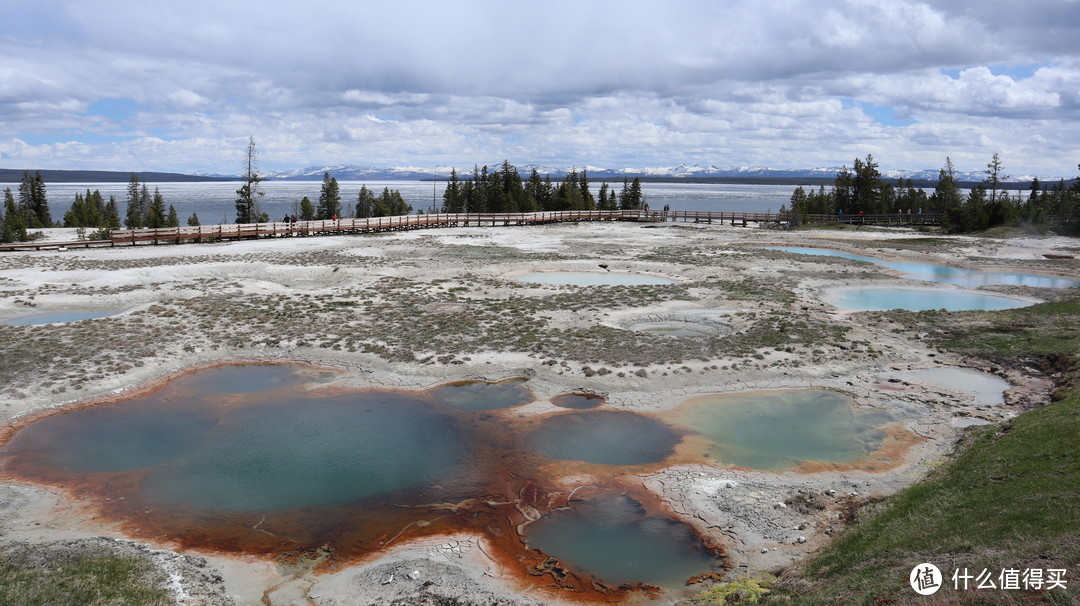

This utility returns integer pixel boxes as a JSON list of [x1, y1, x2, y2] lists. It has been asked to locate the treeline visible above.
[[1, 171, 52, 242], [787, 154, 1080, 233], [121, 173, 198, 229], [283, 173, 414, 221], [440, 161, 644, 213]]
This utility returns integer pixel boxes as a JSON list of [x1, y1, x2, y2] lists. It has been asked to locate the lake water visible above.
[[765, 246, 1080, 288], [39, 181, 803, 224]]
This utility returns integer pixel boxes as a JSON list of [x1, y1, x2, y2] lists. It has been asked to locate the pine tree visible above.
[[985, 152, 1008, 205], [125, 173, 146, 228], [299, 196, 315, 220], [851, 154, 883, 212], [166, 204, 179, 227], [17, 171, 39, 229], [63, 192, 87, 227], [18, 171, 51, 228], [580, 168, 595, 209], [373, 187, 411, 217], [2, 187, 27, 242], [597, 182, 613, 210], [316, 173, 341, 219], [556, 168, 583, 210], [356, 185, 376, 217], [102, 196, 121, 230], [235, 136, 267, 223], [187, 212, 201, 227], [441, 170, 462, 213], [619, 177, 644, 209], [929, 157, 963, 213], [146, 187, 167, 228]]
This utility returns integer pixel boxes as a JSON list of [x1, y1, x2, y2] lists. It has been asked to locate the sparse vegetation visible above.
[[0, 543, 171, 606], [757, 297, 1080, 605]]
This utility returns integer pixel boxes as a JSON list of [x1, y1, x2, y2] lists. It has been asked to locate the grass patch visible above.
[[770, 392, 1079, 604], [0, 544, 171, 606], [755, 296, 1080, 605]]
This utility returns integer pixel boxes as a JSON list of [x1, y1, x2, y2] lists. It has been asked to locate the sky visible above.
[[1, 0, 1079, 178]]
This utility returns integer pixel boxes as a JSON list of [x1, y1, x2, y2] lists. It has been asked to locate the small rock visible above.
[[774, 502, 787, 509], [761, 548, 769, 554], [407, 570, 422, 580], [796, 536, 807, 544]]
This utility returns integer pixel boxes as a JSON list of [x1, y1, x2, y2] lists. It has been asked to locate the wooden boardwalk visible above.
[[0, 209, 946, 251]]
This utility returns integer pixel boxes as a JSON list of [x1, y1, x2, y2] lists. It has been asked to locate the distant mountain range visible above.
[[0, 168, 233, 183], [4, 164, 1068, 185], [256, 163, 1050, 184]]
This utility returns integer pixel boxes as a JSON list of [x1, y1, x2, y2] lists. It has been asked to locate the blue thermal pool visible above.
[[425, 378, 533, 411], [525, 410, 683, 465], [828, 287, 1030, 311], [512, 271, 677, 286], [0, 363, 728, 597], [525, 492, 723, 588], [763, 246, 1079, 288], [550, 393, 605, 409], [664, 389, 897, 470], [2, 309, 125, 326]]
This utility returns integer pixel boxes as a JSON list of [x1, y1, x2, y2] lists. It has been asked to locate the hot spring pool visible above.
[[763, 246, 1079, 288], [910, 367, 1010, 405], [827, 287, 1030, 311], [0, 363, 725, 593], [525, 492, 723, 587], [665, 389, 896, 470], [2, 309, 125, 325]]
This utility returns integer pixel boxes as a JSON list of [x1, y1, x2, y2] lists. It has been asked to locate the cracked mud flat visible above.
[[1, 222, 1076, 605]]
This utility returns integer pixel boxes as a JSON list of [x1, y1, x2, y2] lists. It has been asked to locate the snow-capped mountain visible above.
[[256, 163, 1051, 182]]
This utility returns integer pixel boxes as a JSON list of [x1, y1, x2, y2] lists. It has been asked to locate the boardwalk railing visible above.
[[16, 209, 1078, 252]]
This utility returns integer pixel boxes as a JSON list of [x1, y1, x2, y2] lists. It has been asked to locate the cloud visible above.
[[0, 0, 1079, 177]]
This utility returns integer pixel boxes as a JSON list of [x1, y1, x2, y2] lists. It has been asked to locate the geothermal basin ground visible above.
[[1, 220, 1077, 605]]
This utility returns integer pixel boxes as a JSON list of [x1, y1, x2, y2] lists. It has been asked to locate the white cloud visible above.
[[0, 0, 1078, 177]]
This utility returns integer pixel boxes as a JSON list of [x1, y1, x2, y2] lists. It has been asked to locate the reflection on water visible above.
[[666, 390, 894, 470], [512, 271, 677, 286], [525, 492, 722, 588], [2, 310, 125, 326], [764, 246, 1080, 288]]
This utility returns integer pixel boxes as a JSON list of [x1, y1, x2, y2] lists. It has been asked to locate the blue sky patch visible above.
[[20, 132, 141, 145], [86, 98, 140, 122], [845, 99, 916, 127]]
